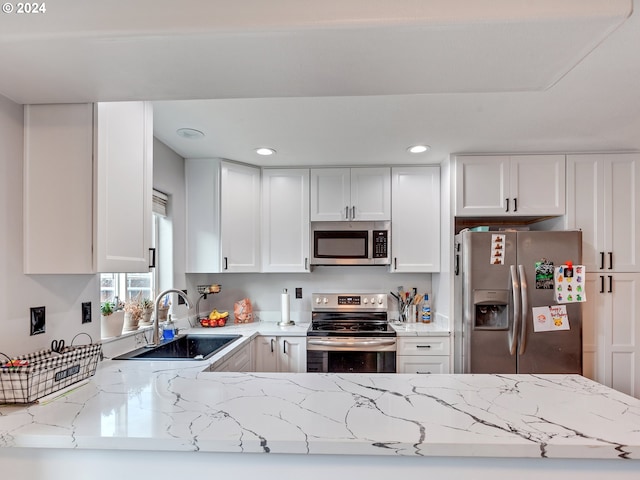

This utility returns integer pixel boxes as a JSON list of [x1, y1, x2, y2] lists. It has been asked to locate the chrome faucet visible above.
[[152, 289, 192, 346]]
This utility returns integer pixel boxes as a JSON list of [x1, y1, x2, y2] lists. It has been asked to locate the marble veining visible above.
[[1, 357, 639, 459]]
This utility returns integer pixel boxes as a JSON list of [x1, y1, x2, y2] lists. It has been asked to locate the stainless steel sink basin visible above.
[[113, 334, 242, 361]]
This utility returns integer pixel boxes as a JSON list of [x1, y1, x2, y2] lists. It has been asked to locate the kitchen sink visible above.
[[112, 334, 242, 361]]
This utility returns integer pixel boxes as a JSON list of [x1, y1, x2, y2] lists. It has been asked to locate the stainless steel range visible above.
[[307, 293, 396, 373]]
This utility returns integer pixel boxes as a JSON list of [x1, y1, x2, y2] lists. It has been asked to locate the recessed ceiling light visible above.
[[255, 147, 276, 156], [407, 145, 430, 154], [176, 128, 205, 139]]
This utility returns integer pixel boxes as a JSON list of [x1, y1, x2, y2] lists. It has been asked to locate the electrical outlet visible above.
[[30, 306, 46, 335], [178, 289, 188, 305], [82, 302, 92, 324], [295, 287, 302, 299]]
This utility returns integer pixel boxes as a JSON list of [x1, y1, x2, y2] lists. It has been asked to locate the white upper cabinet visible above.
[[221, 161, 261, 272], [310, 167, 390, 221], [566, 153, 640, 272], [185, 159, 261, 273], [94, 102, 154, 273], [391, 166, 440, 272], [455, 155, 565, 217], [24, 102, 153, 274], [261, 168, 310, 273]]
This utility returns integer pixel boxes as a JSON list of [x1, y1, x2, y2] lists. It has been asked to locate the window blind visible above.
[[152, 189, 169, 217]]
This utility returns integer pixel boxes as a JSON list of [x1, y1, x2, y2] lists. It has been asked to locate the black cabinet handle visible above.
[[505, 198, 510, 212], [283, 340, 287, 354], [455, 254, 460, 276], [148, 247, 156, 268], [600, 275, 605, 293], [270, 338, 275, 353], [224, 256, 228, 270], [305, 257, 308, 270], [608, 275, 613, 293], [600, 252, 605, 270], [608, 252, 613, 270], [416, 345, 432, 349], [394, 257, 397, 270], [513, 198, 518, 212]]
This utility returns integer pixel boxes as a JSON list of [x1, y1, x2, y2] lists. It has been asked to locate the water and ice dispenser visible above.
[[473, 290, 509, 330]]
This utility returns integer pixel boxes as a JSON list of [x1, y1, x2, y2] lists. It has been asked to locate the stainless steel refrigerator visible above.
[[454, 230, 583, 374]]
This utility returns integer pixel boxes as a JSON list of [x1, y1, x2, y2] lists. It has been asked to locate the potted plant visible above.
[[100, 301, 125, 338], [139, 297, 154, 326], [122, 295, 143, 332]]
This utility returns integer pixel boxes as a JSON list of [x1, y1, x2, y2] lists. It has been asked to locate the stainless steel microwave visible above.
[[310, 221, 391, 266]]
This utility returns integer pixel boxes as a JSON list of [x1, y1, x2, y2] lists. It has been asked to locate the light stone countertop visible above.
[[1, 338, 639, 460]]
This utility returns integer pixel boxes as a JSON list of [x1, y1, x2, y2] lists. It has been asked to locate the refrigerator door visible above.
[[516, 231, 583, 374], [461, 231, 518, 373]]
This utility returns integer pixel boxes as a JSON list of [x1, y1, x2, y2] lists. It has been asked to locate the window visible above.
[[100, 189, 168, 306]]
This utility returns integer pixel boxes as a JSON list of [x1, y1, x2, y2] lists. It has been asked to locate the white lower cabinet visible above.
[[254, 336, 306, 373], [396, 336, 451, 374], [207, 341, 253, 372], [582, 273, 640, 398]]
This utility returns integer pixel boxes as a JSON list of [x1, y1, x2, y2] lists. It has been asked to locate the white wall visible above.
[[0, 95, 99, 357], [186, 268, 433, 324]]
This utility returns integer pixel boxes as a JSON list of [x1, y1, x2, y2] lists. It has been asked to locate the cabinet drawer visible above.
[[208, 344, 251, 372], [397, 337, 450, 356], [397, 356, 450, 374]]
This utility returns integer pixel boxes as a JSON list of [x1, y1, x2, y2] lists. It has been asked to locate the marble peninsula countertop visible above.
[[1, 325, 639, 461]]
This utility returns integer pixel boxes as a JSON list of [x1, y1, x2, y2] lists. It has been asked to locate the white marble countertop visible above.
[[390, 321, 451, 336], [1, 340, 639, 460]]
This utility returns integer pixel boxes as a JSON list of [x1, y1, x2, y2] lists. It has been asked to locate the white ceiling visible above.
[[0, 0, 637, 166]]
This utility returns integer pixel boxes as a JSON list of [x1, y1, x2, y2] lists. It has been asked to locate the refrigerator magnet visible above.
[[535, 259, 554, 289], [490, 234, 505, 265]]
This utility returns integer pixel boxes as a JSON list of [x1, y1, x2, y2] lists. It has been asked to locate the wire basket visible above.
[[0, 342, 102, 404]]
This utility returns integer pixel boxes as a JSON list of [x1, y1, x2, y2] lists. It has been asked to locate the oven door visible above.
[[307, 337, 396, 373]]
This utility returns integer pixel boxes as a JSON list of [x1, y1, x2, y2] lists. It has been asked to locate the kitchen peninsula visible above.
[[1, 331, 639, 480]]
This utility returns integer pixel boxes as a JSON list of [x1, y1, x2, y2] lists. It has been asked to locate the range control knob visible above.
[[314, 297, 321, 304], [363, 298, 369, 304], [370, 297, 376, 305], [377, 297, 384, 304], [323, 297, 329, 304]]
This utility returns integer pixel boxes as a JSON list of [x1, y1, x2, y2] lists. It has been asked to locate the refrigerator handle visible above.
[[509, 265, 521, 356], [518, 265, 529, 355]]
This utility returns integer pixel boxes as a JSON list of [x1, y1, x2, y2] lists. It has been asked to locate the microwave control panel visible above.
[[373, 230, 388, 258]]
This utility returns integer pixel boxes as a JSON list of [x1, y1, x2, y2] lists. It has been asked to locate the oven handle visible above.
[[307, 338, 396, 348]]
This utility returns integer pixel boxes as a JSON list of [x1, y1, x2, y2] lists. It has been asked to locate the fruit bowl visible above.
[[199, 317, 227, 328]]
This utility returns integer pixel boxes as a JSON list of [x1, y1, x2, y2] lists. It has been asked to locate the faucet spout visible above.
[[153, 289, 192, 346]]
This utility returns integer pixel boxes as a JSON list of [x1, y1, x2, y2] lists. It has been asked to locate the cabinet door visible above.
[[262, 169, 310, 272], [605, 154, 640, 272], [220, 162, 261, 272], [391, 166, 440, 272], [277, 336, 307, 373], [350, 167, 391, 220], [24, 103, 94, 274], [510, 155, 565, 216], [254, 336, 278, 372], [455, 155, 509, 216], [185, 158, 222, 273], [94, 102, 153, 273], [601, 273, 640, 399], [310, 168, 350, 221], [566, 154, 604, 271]]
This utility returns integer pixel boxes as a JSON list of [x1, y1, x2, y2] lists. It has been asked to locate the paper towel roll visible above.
[[281, 289, 290, 323]]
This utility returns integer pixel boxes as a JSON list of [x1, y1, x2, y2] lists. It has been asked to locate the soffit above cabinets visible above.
[[0, 0, 631, 103]]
